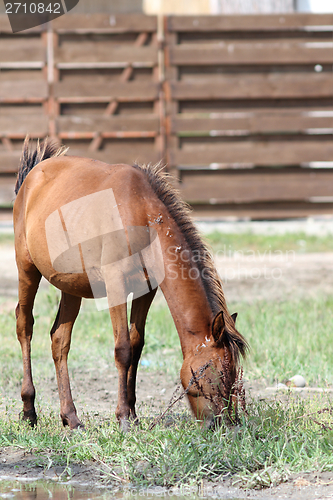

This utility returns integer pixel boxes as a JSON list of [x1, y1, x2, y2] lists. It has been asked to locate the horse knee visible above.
[[21, 384, 35, 401], [114, 343, 131, 368], [16, 306, 34, 338], [51, 336, 70, 363]]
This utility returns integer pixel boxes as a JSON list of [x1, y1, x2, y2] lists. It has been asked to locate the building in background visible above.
[[1, 0, 332, 15], [296, 0, 333, 12], [143, 0, 294, 14], [143, 0, 333, 13]]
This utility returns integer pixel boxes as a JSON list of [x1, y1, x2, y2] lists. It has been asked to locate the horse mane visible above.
[[134, 163, 248, 362], [15, 136, 68, 195]]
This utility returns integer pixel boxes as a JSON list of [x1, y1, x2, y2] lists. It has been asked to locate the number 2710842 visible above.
[[5, 3, 62, 14]]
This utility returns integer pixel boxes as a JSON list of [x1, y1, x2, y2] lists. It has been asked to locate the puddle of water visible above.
[[0, 479, 237, 500]]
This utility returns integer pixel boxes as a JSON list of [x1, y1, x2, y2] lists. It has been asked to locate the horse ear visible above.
[[211, 311, 225, 342], [231, 312, 238, 324]]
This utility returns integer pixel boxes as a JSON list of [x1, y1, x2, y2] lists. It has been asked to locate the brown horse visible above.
[[14, 138, 248, 431]]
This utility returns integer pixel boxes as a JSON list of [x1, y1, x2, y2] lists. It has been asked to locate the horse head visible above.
[[180, 311, 242, 428]]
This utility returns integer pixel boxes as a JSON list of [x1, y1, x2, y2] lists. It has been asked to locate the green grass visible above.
[[204, 231, 333, 255], [1, 289, 333, 489], [238, 296, 333, 386], [0, 233, 14, 245], [0, 396, 333, 489], [2, 229, 333, 257]]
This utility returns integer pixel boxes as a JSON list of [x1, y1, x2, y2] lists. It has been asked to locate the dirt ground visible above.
[[1, 225, 333, 499]]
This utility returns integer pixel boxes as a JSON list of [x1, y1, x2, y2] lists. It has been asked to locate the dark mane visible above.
[[134, 163, 248, 362], [15, 136, 68, 195]]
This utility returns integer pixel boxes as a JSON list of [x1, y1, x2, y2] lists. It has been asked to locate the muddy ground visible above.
[[1, 222, 333, 498]]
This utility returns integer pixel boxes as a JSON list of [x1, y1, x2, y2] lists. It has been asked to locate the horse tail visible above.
[[15, 136, 68, 195]]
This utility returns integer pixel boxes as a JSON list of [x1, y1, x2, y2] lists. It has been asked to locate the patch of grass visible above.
[[1, 290, 332, 395], [204, 231, 333, 255], [1, 289, 333, 489], [237, 296, 333, 386], [0, 396, 333, 489]]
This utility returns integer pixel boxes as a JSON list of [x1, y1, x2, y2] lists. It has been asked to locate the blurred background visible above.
[[0, 0, 333, 303], [0, 0, 332, 220]]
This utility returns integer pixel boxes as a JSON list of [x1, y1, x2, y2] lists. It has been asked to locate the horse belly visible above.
[[47, 271, 100, 299]]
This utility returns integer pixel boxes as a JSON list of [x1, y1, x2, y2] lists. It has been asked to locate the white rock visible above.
[[288, 375, 306, 388]]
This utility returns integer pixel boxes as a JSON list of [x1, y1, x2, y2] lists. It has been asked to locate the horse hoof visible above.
[[119, 418, 131, 433], [20, 410, 37, 427], [61, 414, 84, 430]]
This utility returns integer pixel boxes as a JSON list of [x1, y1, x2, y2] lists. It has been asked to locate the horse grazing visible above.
[[14, 137, 248, 431]]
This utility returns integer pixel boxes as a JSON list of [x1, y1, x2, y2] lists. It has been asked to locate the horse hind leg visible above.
[[16, 264, 41, 426], [128, 289, 157, 421], [51, 292, 82, 429]]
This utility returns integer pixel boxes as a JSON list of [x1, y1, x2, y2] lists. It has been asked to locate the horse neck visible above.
[[158, 234, 214, 358]]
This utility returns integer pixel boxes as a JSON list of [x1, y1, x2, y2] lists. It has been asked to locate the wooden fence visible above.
[[1, 13, 333, 218]]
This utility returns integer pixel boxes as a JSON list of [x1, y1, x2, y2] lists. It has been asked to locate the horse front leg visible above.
[[128, 289, 156, 421], [51, 292, 82, 429], [109, 303, 131, 432], [16, 265, 41, 426]]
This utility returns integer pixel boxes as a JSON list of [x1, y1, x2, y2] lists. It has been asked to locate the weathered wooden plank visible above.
[[0, 115, 48, 136], [52, 14, 157, 32], [59, 131, 157, 139], [171, 140, 333, 165], [171, 73, 333, 100], [167, 14, 333, 32], [55, 44, 157, 65], [0, 150, 20, 173], [170, 41, 333, 66], [68, 147, 160, 165], [172, 110, 333, 134], [191, 201, 333, 219], [54, 81, 159, 101], [180, 167, 333, 203], [0, 104, 45, 115], [0, 174, 16, 205], [0, 80, 48, 101], [0, 38, 45, 63], [0, 62, 44, 69], [57, 114, 159, 133]]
